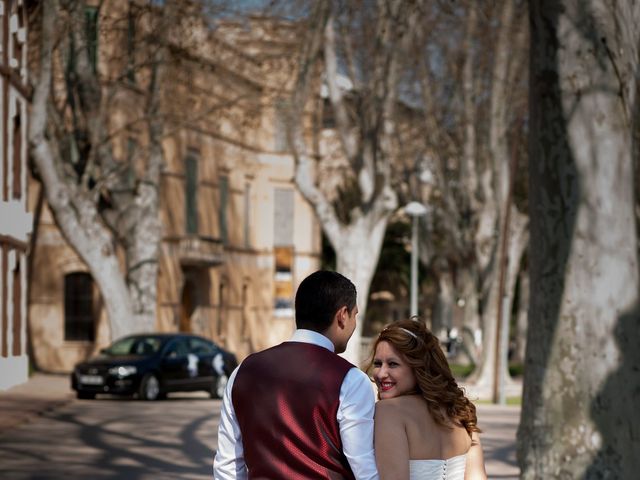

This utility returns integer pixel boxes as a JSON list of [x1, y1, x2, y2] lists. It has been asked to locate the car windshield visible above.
[[103, 336, 163, 356]]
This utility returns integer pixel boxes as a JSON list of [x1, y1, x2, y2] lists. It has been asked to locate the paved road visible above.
[[0, 393, 219, 480], [476, 404, 520, 479], [0, 393, 519, 479]]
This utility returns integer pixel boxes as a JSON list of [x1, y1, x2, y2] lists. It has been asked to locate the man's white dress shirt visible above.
[[213, 329, 379, 480]]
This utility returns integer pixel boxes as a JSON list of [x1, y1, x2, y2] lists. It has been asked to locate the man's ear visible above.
[[335, 306, 348, 329]]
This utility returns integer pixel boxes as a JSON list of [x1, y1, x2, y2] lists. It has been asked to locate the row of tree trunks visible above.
[[467, 0, 529, 394], [470, 206, 528, 395]]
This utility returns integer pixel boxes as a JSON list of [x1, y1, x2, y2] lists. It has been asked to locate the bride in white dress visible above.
[[369, 320, 487, 480]]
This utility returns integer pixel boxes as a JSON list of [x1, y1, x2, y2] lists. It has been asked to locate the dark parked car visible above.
[[71, 333, 238, 401]]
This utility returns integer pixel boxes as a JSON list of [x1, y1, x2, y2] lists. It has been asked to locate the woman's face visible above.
[[372, 340, 418, 400]]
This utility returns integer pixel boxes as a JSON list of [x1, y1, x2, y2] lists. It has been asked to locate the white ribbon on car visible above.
[[212, 353, 224, 376]]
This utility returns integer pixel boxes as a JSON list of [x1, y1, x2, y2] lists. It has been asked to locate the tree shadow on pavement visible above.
[[0, 400, 221, 479]]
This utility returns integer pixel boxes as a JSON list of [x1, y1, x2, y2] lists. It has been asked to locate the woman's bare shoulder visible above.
[[375, 395, 425, 418]]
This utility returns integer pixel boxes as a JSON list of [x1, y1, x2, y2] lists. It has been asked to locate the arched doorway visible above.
[[180, 279, 197, 333]]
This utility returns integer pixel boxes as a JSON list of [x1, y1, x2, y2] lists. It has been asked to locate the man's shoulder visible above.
[[344, 365, 371, 383], [240, 342, 288, 362], [239, 342, 353, 372]]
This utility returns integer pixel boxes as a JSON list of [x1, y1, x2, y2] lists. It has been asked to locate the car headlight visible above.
[[108, 366, 137, 377]]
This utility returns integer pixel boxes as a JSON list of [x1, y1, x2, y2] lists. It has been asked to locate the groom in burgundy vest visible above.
[[214, 270, 379, 480]]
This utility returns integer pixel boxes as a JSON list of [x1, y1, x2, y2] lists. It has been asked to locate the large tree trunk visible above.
[[433, 269, 454, 340], [30, 0, 134, 340], [334, 217, 389, 365], [288, 1, 415, 364], [125, 161, 161, 332], [518, 2, 640, 478], [461, 0, 479, 212], [470, 206, 528, 396], [469, 0, 526, 396], [29, 0, 171, 340], [124, 22, 168, 332], [458, 266, 481, 366]]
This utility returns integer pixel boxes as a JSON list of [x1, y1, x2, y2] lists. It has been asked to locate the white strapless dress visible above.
[[409, 453, 466, 480]]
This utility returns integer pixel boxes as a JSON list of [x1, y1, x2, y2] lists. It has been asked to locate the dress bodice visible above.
[[409, 453, 466, 480]]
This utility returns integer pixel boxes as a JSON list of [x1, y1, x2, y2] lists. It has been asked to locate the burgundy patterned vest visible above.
[[232, 342, 356, 480]]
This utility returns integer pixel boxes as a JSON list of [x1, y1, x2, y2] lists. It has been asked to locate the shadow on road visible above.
[[0, 399, 221, 480]]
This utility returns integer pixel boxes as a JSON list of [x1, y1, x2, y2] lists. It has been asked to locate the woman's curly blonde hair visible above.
[[366, 318, 480, 436]]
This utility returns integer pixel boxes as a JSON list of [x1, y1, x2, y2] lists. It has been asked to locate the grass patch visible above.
[[450, 362, 524, 380], [450, 363, 475, 379], [506, 396, 521, 406], [475, 396, 521, 406]]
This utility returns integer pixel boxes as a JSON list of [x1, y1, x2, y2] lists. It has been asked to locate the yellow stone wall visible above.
[[27, 5, 320, 372]]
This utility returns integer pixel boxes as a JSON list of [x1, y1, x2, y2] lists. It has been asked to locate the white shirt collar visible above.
[[289, 329, 335, 352]]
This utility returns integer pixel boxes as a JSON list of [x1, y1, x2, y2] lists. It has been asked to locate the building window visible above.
[[274, 247, 293, 317], [274, 100, 289, 152], [219, 176, 229, 245], [274, 188, 294, 316], [185, 151, 199, 235], [322, 98, 336, 129], [12, 257, 21, 356], [10, 4, 25, 73], [64, 272, 94, 342], [126, 137, 137, 191], [217, 282, 225, 338], [85, 7, 99, 72], [274, 188, 293, 246], [1, 245, 8, 357], [241, 283, 249, 337], [126, 4, 136, 82], [244, 183, 250, 248], [12, 104, 22, 199]]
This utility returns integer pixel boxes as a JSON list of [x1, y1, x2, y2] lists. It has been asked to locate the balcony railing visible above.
[[168, 235, 224, 267]]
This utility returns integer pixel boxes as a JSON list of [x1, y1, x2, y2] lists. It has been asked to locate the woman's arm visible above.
[[464, 432, 487, 480], [374, 401, 410, 480]]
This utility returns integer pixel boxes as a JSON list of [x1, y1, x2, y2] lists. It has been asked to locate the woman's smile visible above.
[[372, 341, 417, 399]]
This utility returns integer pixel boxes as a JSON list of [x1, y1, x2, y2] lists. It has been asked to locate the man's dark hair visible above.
[[295, 270, 357, 332]]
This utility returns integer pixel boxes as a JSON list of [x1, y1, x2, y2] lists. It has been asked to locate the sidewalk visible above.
[[0, 373, 73, 433]]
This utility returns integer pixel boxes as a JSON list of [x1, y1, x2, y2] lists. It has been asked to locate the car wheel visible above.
[[76, 391, 95, 400], [138, 373, 161, 401], [211, 373, 228, 399]]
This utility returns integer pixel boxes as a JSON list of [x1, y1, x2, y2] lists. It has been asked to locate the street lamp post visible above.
[[404, 201, 428, 318]]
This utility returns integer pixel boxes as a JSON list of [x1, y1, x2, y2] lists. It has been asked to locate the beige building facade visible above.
[[0, 0, 30, 389], [28, 5, 321, 372]]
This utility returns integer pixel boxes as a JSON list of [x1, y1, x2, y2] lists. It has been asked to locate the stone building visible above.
[[27, 4, 321, 372], [0, 0, 30, 389]]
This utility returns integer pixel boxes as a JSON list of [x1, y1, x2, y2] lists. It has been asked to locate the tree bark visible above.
[[334, 216, 389, 364], [470, 0, 528, 396], [30, 0, 135, 340], [461, 0, 479, 212], [288, 1, 417, 363], [433, 269, 454, 339], [470, 206, 528, 395], [29, 0, 171, 340], [124, 8, 170, 333], [513, 267, 528, 365], [458, 266, 481, 366], [518, 1, 640, 477]]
